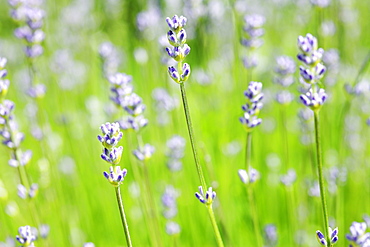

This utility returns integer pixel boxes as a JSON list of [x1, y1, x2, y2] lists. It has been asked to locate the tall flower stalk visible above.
[[0, 56, 43, 231], [97, 122, 132, 247], [103, 71, 161, 246], [165, 15, 224, 247], [241, 14, 265, 82], [297, 33, 338, 247], [238, 81, 263, 246]]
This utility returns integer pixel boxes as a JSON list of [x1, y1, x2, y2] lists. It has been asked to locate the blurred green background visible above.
[[0, 0, 369, 246]]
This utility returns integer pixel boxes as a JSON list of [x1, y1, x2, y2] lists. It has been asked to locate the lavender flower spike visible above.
[[165, 15, 191, 84], [240, 81, 264, 131], [195, 186, 216, 205], [16, 225, 37, 247]]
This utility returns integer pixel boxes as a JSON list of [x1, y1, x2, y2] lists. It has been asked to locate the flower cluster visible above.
[[274, 56, 296, 105], [0, 57, 32, 161], [326, 166, 347, 195], [264, 224, 278, 247], [97, 122, 123, 165], [241, 14, 265, 68], [316, 227, 338, 246], [238, 167, 260, 184], [239, 81, 264, 131], [297, 33, 327, 111], [166, 135, 186, 172], [0, 58, 10, 98], [18, 183, 38, 199], [97, 122, 128, 187], [165, 15, 191, 84], [107, 72, 148, 131], [133, 143, 155, 161], [16, 225, 37, 247], [162, 185, 181, 235], [280, 168, 297, 187], [195, 186, 216, 206], [346, 222, 370, 247], [9, 0, 46, 59], [103, 166, 127, 187], [99, 42, 121, 78]]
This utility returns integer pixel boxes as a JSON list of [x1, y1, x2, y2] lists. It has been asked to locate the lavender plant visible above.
[[102, 68, 161, 246], [162, 185, 181, 238], [238, 81, 264, 246], [241, 14, 265, 80], [297, 33, 337, 246], [0, 56, 45, 231], [165, 15, 224, 247], [97, 122, 132, 246], [274, 56, 296, 106], [264, 224, 278, 247], [9, 0, 46, 98]]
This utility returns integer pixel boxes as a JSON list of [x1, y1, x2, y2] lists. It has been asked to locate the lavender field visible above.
[[0, 0, 369, 246]]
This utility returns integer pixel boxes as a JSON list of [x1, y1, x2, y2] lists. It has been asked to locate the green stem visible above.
[[114, 186, 133, 247], [135, 134, 162, 247], [245, 132, 252, 171], [280, 107, 289, 171], [352, 49, 370, 87], [313, 111, 330, 246], [244, 132, 262, 247], [179, 79, 224, 246], [179, 83, 207, 191], [207, 205, 225, 247], [247, 186, 262, 247], [245, 132, 262, 246]]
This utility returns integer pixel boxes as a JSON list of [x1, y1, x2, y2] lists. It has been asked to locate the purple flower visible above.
[[25, 44, 43, 58], [132, 144, 155, 161], [16, 225, 37, 246], [300, 88, 327, 110], [280, 169, 296, 186], [195, 186, 216, 205], [103, 166, 127, 187], [108, 73, 132, 88], [123, 93, 146, 116], [298, 33, 318, 54], [316, 227, 338, 245], [264, 224, 278, 246], [238, 168, 260, 184], [276, 90, 294, 105], [168, 66, 180, 83], [27, 84, 46, 98], [346, 222, 370, 245], [97, 122, 123, 148], [101, 146, 123, 165], [166, 15, 187, 32], [166, 44, 191, 62], [181, 63, 191, 81], [166, 221, 181, 235], [275, 56, 296, 76]]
